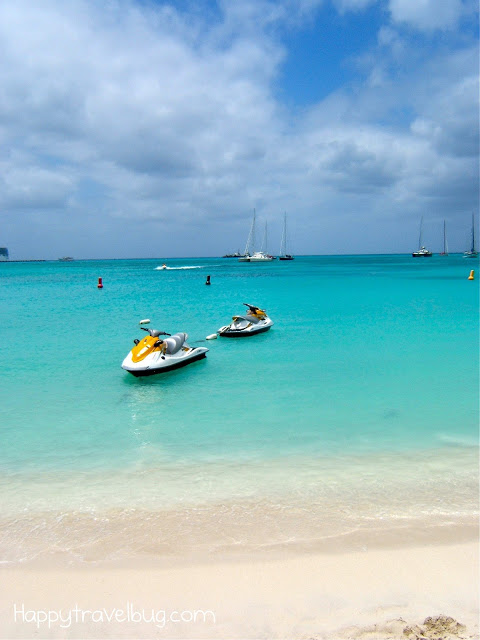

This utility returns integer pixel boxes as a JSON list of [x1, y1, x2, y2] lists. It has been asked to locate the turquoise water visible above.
[[0, 255, 478, 561]]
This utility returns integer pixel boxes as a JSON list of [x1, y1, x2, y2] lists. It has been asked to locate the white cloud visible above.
[[333, 0, 376, 13], [334, 0, 473, 32], [1, 164, 74, 210], [411, 74, 479, 158], [388, 0, 464, 31]]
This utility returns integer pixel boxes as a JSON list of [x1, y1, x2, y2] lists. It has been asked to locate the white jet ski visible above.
[[217, 303, 274, 337], [122, 325, 208, 376]]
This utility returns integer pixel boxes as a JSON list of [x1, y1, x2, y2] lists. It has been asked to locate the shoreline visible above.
[[2, 519, 476, 569], [1, 504, 477, 566], [1, 538, 477, 639], [1, 444, 478, 565]]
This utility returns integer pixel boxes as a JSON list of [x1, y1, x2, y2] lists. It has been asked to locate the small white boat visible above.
[[217, 304, 274, 337], [122, 326, 208, 376]]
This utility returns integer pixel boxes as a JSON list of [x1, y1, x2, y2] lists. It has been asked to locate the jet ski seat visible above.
[[164, 332, 187, 354], [232, 315, 254, 326]]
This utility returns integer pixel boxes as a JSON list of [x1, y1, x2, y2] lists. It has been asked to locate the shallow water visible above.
[[0, 255, 478, 562]]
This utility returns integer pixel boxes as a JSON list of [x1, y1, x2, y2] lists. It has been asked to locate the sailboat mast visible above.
[[280, 212, 287, 257], [471, 213, 476, 252], [244, 209, 256, 256], [418, 216, 424, 249]]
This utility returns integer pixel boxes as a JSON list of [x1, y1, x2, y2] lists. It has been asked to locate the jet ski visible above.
[[217, 303, 274, 337], [122, 325, 208, 376]]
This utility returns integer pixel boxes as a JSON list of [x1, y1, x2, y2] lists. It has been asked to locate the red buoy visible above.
[[97, 277, 103, 289]]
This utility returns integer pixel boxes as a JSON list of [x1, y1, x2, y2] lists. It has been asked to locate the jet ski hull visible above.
[[217, 312, 273, 337], [218, 324, 272, 337], [122, 347, 208, 376]]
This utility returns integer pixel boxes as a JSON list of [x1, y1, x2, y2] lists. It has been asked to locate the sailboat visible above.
[[463, 214, 478, 258], [238, 210, 256, 262], [439, 220, 448, 256], [279, 212, 294, 260], [238, 211, 274, 262], [412, 217, 432, 257]]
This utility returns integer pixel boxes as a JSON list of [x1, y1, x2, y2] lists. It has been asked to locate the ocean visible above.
[[0, 255, 478, 563]]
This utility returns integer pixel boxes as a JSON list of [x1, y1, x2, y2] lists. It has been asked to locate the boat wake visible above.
[[154, 266, 203, 270]]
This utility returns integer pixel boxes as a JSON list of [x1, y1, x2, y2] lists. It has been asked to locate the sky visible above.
[[0, 0, 478, 259]]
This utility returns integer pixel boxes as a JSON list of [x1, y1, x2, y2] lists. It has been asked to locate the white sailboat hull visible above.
[[243, 252, 274, 262]]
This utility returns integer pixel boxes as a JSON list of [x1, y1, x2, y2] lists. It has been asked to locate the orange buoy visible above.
[[97, 277, 103, 288], [468, 270, 474, 280]]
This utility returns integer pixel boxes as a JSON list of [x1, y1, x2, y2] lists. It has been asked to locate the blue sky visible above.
[[0, 0, 478, 258], [278, 3, 384, 105]]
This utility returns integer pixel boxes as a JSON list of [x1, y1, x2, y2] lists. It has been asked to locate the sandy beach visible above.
[[1, 535, 478, 639]]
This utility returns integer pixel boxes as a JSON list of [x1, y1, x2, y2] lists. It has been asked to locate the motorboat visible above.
[[122, 324, 208, 376], [217, 303, 274, 337]]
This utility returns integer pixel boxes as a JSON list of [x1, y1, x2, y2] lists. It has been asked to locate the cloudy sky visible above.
[[0, 0, 478, 259]]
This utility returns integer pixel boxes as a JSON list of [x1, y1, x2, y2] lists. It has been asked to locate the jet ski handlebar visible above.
[[140, 328, 171, 337], [244, 303, 267, 316]]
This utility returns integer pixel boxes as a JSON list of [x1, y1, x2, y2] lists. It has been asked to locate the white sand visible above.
[[0, 540, 478, 639]]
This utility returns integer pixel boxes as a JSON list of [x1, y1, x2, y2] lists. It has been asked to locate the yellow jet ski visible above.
[[122, 325, 208, 376]]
